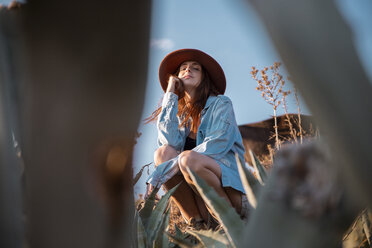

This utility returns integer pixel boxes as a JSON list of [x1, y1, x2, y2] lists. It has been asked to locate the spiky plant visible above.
[[135, 184, 179, 248], [133, 149, 371, 248]]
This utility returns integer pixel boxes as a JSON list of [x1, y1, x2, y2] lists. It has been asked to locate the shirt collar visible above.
[[203, 95, 218, 110]]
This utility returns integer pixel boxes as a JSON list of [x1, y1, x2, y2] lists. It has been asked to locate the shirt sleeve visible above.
[[157, 92, 187, 152], [146, 157, 179, 187]]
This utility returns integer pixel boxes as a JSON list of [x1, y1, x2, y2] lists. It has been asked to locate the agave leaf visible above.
[[133, 162, 152, 185], [343, 209, 372, 248], [167, 232, 194, 248], [133, 211, 139, 248], [137, 213, 147, 248], [175, 224, 186, 239], [139, 185, 160, 228], [172, 223, 191, 244], [146, 183, 180, 243], [249, 149, 267, 184], [155, 208, 171, 248], [187, 168, 244, 248], [237, 155, 260, 189], [186, 229, 229, 248], [361, 210, 372, 248], [235, 153, 258, 208]]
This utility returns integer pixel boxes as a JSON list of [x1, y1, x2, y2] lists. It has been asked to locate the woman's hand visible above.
[[166, 75, 184, 96]]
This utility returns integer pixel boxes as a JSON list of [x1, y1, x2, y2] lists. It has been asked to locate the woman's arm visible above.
[[147, 76, 187, 189], [157, 76, 187, 151]]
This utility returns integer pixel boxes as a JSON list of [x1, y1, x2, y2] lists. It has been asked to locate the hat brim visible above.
[[159, 49, 226, 94]]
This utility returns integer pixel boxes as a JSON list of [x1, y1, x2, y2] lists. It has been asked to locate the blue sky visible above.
[[1, 0, 371, 195]]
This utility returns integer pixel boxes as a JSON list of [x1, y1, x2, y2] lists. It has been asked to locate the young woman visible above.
[[146, 49, 248, 228]]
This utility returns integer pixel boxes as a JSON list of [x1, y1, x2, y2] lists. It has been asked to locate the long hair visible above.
[[145, 66, 220, 134]]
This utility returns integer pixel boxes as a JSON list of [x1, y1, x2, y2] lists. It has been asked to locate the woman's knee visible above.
[[179, 150, 200, 172], [154, 145, 178, 166]]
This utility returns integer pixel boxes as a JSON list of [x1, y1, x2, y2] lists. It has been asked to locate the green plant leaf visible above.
[[136, 213, 147, 248], [155, 208, 171, 248], [234, 154, 260, 189], [186, 229, 229, 248], [175, 224, 186, 240], [146, 183, 180, 244], [167, 233, 195, 248], [139, 185, 160, 228], [249, 149, 267, 184], [187, 168, 244, 248], [133, 211, 141, 248], [235, 153, 258, 208]]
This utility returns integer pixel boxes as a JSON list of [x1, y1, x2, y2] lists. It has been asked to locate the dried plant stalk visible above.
[[251, 62, 291, 150], [282, 91, 297, 144], [294, 87, 304, 144]]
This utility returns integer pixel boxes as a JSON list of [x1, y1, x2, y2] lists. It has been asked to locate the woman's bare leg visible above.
[[178, 150, 243, 214], [194, 194, 209, 222], [225, 187, 243, 214], [154, 145, 203, 222]]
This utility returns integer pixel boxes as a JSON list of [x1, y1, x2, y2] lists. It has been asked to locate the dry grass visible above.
[[168, 199, 188, 235]]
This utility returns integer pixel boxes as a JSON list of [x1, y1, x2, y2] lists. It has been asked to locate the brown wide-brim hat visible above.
[[159, 49, 226, 94]]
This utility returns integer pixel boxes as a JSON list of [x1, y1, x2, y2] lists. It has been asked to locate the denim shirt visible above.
[[147, 92, 246, 193]]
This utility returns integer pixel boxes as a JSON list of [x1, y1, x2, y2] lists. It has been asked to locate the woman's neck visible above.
[[184, 90, 195, 103], [184, 86, 197, 100]]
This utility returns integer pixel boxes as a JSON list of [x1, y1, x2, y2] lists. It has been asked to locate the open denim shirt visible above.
[[147, 92, 246, 193]]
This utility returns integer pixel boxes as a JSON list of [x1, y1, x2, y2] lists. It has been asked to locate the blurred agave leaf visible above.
[[133, 162, 152, 186], [186, 229, 229, 248], [236, 154, 260, 189], [136, 213, 147, 248], [175, 223, 186, 239], [236, 153, 258, 208], [343, 209, 372, 248], [155, 208, 171, 248], [361, 210, 372, 247], [146, 183, 180, 243], [139, 185, 160, 227], [249, 149, 267, 184], [172, 223, 193, 245], [187, 168, 244, 248], [167, 232, 194, 248], [133, 212, 139, 248]]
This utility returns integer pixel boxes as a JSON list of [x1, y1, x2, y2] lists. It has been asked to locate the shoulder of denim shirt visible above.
[[203, 95, 232, 111], [215, 95, 232, 105], [204, 95, 233, 113]]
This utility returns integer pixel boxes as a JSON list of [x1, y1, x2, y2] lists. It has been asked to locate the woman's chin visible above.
[[184, 81, 200, 88]]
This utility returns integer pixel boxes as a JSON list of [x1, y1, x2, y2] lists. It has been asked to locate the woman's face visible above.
[[177, 61, 203, 89]]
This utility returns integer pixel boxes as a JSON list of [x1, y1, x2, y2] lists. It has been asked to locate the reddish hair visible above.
[[145, 66, 219, 134]]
